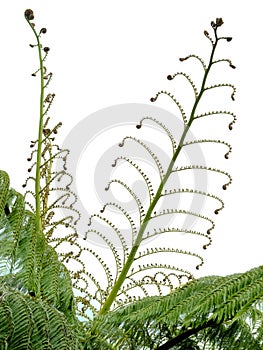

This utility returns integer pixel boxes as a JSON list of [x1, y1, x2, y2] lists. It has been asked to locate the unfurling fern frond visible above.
[[1, 13, 86, 344], [23, 10, 81, 243], [22, 10, 88, 306], [80, 17, 236, 318]]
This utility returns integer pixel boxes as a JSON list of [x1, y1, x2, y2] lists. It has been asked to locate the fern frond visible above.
[[91, 266, 263, 349], [0, 167, 82, 347], [83, 17, 236, 317], [21, 13, 93, 316], [0, 283, 83, 349], [23, 11, 81, 246], [0, 170, 9, 215]]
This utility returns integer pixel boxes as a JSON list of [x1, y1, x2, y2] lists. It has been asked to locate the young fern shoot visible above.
[[23, 10, 82, 272], [85, 18, 236, 316]]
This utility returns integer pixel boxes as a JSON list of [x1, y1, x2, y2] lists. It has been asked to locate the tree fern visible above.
[[1, 9, 263, 350]]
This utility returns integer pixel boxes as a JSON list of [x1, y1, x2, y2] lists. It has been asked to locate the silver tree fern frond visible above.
[[91, 265, 263, 349], [81, 18, 236, 317]]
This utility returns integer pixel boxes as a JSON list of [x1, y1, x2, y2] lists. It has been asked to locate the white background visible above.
[[0, 1, 262, 278]]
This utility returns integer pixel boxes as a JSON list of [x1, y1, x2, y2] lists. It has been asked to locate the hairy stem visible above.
[[98, 31, 219, 316], [155, 320, 214, 350]]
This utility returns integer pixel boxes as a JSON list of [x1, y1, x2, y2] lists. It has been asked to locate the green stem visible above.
[[41, 145, 52, 232], [26, 21, 45, 234], [98, 32, 219, 316]]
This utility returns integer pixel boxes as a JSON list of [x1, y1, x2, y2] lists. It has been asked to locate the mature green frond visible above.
[[0, 283, 83, 350], [91, 266, 263, 349], [0, 170, 77, 322], [0, 170, 9, 215]]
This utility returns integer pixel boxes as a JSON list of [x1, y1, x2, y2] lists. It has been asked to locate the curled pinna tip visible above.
[[25, 9, 34, 21]]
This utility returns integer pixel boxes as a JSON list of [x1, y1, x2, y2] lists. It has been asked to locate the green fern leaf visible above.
[[91, 266, 263, 349]]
